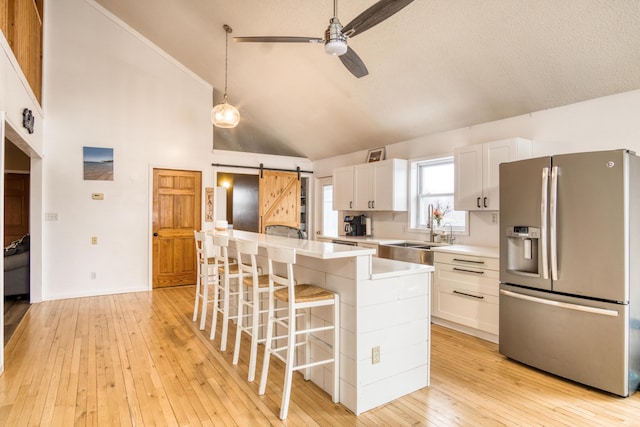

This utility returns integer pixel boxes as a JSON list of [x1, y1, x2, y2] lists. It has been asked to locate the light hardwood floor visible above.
[[2, 286, 640, 426]]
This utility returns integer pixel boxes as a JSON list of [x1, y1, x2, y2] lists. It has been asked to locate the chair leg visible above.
[[220, 275, 230, 351], [333, 295, 340, 403], [232, 280, 244, 365], [210, 273, 220, 340], [199, 270, 209, 330], [248, 290, 260, 382], [280, 305, 297, 420], [304, 308, 311, 381], [258, 293, 275, 395], [192, 266, 201, 322]]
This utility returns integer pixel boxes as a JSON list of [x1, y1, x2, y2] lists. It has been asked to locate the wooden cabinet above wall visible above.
[[1, 0, 43, 103]]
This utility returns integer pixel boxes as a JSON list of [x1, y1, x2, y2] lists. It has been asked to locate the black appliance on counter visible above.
[[344, 215, 367, 236]]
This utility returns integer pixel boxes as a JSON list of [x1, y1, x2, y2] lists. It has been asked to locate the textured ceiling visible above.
[[94, 0, 640, 160]]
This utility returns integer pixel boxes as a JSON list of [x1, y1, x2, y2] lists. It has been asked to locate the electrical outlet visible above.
[[91, 272, 96, 280], [491, 213, 498, 224], [372, 346, 380, 364], [91, 236, 98, 245]]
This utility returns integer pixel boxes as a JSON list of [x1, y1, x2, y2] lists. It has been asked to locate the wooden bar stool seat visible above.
[[258, 246, 340, 420], [273, 284, 335, 303]]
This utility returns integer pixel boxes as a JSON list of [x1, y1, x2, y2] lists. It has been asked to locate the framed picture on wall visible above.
[[205, 187, 214, 222], [366, 147, 386, 163], [83, 147, 114, 180]]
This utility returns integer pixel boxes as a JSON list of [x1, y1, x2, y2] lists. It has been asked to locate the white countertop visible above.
[[211, 229, 375, 259], [371, 257, 434, 280], [431, 244, 499, 258]]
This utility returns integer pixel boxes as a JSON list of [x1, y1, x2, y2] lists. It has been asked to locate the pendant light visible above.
[[211, 24, 240, 128]]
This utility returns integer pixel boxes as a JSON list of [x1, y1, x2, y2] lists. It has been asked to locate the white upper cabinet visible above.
[[454, 138, 532, 211], [334, 159, 408, 211], [333, 165, 355, 210]]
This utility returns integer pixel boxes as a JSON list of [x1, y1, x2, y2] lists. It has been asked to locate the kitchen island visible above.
[[212, 230, 433, 415]]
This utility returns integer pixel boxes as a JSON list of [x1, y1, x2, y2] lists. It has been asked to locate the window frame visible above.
[[408, 155, 469, 235]]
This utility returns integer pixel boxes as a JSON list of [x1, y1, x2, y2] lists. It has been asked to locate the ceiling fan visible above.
[[234, 0, 414, 78]]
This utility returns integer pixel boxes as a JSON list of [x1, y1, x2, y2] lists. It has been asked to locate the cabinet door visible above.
[[333, 166, 354, 210], [483, 140, 515, 210], [353, 163, 374, 210], [454, 145, 483, 210], [371, 160, 394, 210]]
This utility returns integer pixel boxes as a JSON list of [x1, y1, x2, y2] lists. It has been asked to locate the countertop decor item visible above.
[[432, 200, 451, 228], [211, 24, 240, 128]]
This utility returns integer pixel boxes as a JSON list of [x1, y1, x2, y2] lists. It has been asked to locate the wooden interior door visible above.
[[152, 169, 201, 288], [4, 173, 30, 246], [258, 170, 300, 233]]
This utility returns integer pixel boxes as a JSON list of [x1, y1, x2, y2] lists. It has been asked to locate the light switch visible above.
[[92, 193, 104, 200]]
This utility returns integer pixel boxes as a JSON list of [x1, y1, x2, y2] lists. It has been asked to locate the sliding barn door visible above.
[[258, 171, 300, 233]]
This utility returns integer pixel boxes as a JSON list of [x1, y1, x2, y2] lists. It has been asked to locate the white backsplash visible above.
[[340, 210, 499, 247]]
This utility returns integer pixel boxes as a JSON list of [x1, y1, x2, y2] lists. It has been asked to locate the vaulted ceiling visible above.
[[94, 0, 640, 160]]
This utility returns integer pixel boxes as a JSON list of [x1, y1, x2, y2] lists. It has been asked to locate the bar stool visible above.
[[210, 234, 241, 351], [258, 246, 340, 420], [232, 240, 280, 381], [193, 231, 216, 330]]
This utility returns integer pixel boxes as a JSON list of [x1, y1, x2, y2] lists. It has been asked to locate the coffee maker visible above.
[[344, 215, 367, 236]]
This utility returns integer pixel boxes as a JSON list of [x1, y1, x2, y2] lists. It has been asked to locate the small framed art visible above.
[[366, 147, 386, 163]]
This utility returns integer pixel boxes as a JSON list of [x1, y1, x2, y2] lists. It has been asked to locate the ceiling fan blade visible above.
[[233, 36, 323, 44], [342, 0, 414, 38], [339, 47, 369, 78]]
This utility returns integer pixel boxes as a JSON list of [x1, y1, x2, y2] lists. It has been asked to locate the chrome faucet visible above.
[[443, 222, 454, 244], [427, 203, 434, 242]]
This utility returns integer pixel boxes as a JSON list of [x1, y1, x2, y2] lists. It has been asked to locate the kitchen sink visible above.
[[378, 243, 434, 265]]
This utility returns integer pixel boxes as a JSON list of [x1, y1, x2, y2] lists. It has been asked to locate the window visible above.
[[410, 156, 468, 233]]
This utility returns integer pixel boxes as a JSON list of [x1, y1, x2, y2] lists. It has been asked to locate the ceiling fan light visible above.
[[211, 98, 240, 128], [325, 39, 348, 56], [325, 16, 348, 56]]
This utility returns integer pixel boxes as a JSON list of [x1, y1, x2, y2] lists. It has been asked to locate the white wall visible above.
[[314, 90, 640, 247], [42, 0, 214, 300]]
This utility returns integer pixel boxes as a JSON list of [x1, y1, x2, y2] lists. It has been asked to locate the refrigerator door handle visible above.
[[540, 167, 550, 280], [550, 166, 559, 280], [500, 289, 619, 317]]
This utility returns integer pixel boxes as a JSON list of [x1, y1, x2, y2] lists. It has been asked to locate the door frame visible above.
[[148, 165, 206, 290], [211, 165, 314, 236], [314, 176, 335, 238]]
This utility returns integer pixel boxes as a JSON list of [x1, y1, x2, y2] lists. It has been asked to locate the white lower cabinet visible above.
[[432, 252, 499, 339]]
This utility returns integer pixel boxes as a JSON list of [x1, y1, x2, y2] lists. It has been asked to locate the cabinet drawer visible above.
[[434, 262, 499, 296], [434, 252, 499, 271], [433, 281, 499, 334]]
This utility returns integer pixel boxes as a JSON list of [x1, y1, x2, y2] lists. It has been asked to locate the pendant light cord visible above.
[[222, 24, 232, 100]]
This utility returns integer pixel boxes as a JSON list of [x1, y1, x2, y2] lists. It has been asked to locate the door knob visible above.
[[153, 232, 159, 237]]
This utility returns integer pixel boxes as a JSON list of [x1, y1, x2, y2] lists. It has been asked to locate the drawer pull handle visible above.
[[453, 258, 485, 264], [453, 290, 484, 299], [453, 267, 484, 274]]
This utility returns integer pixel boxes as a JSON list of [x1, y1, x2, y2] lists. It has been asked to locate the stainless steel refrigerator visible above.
[[499, 149, 640, 397]]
